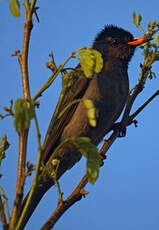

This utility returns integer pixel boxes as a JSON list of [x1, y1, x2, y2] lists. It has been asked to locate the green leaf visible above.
[[9, 0, 20, 18], [82, 99, 96, 127], [76, 48, 103, 78], [132, 11, 137, 24], [77, 49, 94, 78], [154, 34, 159, 44], [148, 22, 155, 32], [141, 47, 149, 57], [14, 99, 35, 132], [74, 137, 100, 184], [91, 49, 103, 73], [137, 13, 142, 25], [0, 135, 10, 167], [0, 135, 10, 150]]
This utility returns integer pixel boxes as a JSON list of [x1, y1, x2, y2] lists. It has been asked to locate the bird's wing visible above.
[[42, 71, 89, 163]]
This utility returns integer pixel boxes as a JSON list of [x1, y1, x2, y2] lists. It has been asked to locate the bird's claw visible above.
[[111, 122, 126, 137]]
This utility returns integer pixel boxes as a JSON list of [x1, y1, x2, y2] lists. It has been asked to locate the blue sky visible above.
[[1, 0, 159, 229]]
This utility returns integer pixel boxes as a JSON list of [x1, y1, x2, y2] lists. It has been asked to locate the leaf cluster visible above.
[[132, 12, 159, 81], [75, 48, 103, 78]]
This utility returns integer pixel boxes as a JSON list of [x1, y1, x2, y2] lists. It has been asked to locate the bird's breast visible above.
[[61, 65, 129, 145]]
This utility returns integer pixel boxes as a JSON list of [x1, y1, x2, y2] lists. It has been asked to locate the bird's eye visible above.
[[111, 38, 120, 45], [106, 37, 120, 45]]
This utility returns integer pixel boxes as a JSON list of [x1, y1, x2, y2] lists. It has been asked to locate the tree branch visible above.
[[18, 20, 32, 100], [10, 9, 33, 230], [33, 51, 75, 101], [0, 196, 8, 230], [121, 65, 150, 127], [129, 89, 159, 121], [40, 174, 88, 230], [15, 109, 43, 230], [10, 131, 29, 228], [0, 186, 10, 228]]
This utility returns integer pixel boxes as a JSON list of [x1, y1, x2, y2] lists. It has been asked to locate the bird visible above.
[[41, 25, 150, 176], [21, 25, 150, 224]]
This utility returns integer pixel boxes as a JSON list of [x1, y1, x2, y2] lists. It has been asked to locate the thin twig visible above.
[[10, 131, 29, 228], [33, 53, 74, 101], [10, 8, 33, 230], [18, 21, 32, 100], [15, 110, 42, 230], [0, 186, 10, 224], [121, 66, 149, 126], [33, 47, 87, 101], [40, 174, 88, 230], [134, 23, 145, 35], [129, 89, 159, 121], [0, 195, 8, 230]]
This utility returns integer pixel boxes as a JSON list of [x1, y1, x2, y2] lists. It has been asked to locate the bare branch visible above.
[[18, 19, 32, 100], [10, 131, 29, 228], [40, 174, 88, 230], [10, 8, 33, 230], [0, 196, 8, 230], [129, 89, 159, 121]]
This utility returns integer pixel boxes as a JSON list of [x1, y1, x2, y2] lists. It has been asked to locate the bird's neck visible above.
[[103, 56, 128, 72], [93, 45, 129, 69]]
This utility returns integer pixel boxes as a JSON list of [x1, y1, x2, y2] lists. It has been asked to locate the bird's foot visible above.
[[111, 122, 126, 137]]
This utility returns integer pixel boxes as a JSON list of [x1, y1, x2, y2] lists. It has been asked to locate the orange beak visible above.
[[128, 37, 152, 46]]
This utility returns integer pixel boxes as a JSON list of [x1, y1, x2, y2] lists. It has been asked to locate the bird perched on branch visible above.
[[42, 25, 150, 174], [22, 25, 150, 224]]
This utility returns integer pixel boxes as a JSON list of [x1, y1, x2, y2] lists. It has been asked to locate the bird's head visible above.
[[93, 25, 151, 63]]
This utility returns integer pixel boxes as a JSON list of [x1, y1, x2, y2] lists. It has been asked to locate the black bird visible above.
[[22, 25, 150, 225], [42, 25, 149, 175]]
